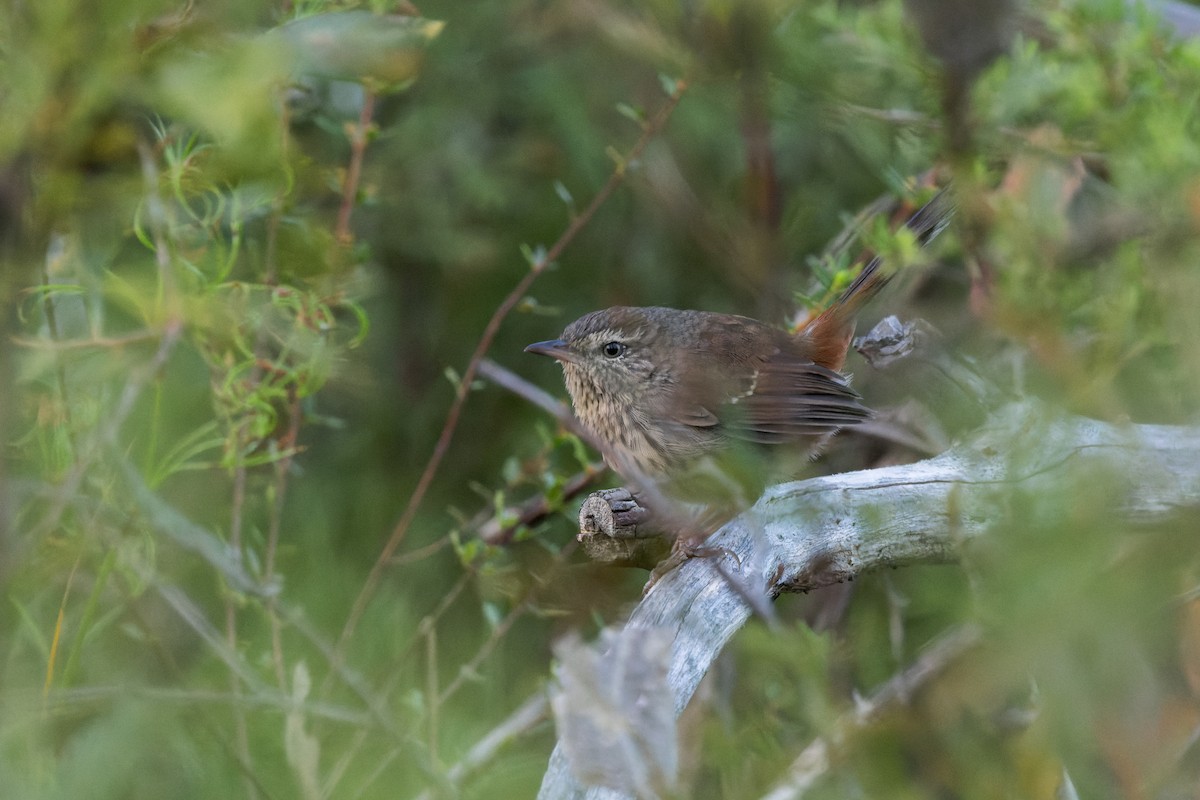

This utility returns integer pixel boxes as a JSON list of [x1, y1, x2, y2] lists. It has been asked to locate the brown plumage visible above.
[[526, 192, 952, 495]]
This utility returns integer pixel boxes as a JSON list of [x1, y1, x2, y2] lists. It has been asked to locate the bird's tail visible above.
[[803, 188, 955, 370]]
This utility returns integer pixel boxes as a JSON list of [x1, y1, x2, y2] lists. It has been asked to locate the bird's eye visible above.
[[602, 341, 626, 358]]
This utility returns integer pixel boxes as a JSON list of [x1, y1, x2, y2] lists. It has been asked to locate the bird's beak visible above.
[[524, 339, 578, 364]]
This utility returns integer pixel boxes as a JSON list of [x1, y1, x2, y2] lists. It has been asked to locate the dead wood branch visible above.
[[538, 401, 1200, 798]]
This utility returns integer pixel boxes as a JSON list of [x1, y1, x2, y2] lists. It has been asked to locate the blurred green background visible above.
[[4, 0, 1200, 797]]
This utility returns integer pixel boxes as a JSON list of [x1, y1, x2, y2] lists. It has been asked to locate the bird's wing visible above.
[[721, 355, 869, 443], [670, 346, 870, 444]]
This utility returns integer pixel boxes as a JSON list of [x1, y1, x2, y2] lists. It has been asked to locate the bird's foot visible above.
[[642, 536, 740, 595]]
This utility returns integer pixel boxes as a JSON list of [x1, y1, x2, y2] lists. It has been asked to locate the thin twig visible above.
[[155, 583, 270, 692], [349, 745, 406, 799], [29, 144, 185, 540], [264, 101, 292, 693], [9, 330, 161, 350], [438, 599, 530, 706], [425, 624, 440, 766], [412, 692, 550, 800], [396, 570, 473, 666], [39, 260, 78, 461], [759, 624, 982, 800], [324, 729, 371, 799], [44, 684, 371, 726], [850, 418, 942, 456], [336, 89, 377, 244], [476, 465, 604, 545], [226, 459, 258, 800], [477, 358, 589, 440], [332, 79, 689, 660], [272, 603, 405, 738], [475, 358, 607, 543], [322, 569, 475, 798], [388, 537, 451, 565], [839, 103, 938, 128], [221, 101, 298, 790], [266, 393, 302, 691], [43, 558, 80, 700]]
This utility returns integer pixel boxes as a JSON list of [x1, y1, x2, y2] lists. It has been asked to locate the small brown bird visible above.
[[526, 193, 951, 505]]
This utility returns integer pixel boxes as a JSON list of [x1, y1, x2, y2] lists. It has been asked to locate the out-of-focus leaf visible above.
[[267, 11, 445, 93], [155, 39, 289, 171]]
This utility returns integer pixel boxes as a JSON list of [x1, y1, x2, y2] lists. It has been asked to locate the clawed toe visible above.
[[642, 536, 740, 595]]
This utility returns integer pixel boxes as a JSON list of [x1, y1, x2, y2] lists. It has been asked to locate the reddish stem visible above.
[[336, 89, 377, 244], [332, 80, 690, 660]]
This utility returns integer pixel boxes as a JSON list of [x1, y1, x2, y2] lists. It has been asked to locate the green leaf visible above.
[[520, 242, 548, 269], [269, 11, 445, 93], [615, 102, 645, 126], [147, 421, 224, 487], [482, 601, 504, 630], [553, 180, 575, 210], [61, 547, 119, 689], [156, 39, 289, 170]]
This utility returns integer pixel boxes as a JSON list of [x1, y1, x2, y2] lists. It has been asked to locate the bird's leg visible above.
[[642, 507, 740, 594]]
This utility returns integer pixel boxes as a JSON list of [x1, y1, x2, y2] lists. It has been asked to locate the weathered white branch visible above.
[[538, 401, 1200, 799]]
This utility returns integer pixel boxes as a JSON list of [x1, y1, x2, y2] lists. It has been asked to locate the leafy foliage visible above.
[[2, 0, 1200, 798]]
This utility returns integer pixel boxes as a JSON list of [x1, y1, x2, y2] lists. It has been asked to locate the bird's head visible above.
[[525, 307, 683, 403]]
